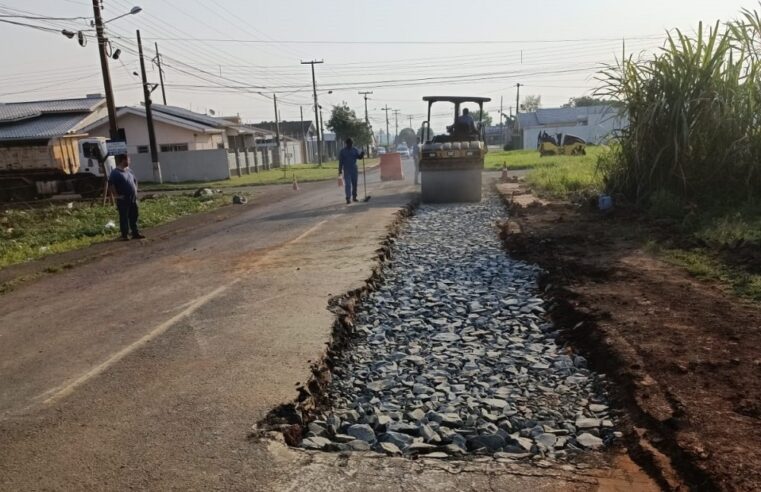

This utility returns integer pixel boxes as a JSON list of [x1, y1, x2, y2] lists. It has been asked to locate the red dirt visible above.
[[498, 182, 761, 491]]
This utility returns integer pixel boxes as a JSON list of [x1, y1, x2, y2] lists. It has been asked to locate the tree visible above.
[[521, 95, 541, 112], [470, 109, 492, 127], [397, 127, 418, 147], [562, 96, 624, 108], [326, 103, 372, 147]]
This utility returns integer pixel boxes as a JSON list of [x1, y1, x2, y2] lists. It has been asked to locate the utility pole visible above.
[[318, 106, 326, 159], [358, 91, 373, 153], [515, 83, 522, 149], [273, 93, 281, 168], [381, 105, 391, 147], [92, 0, 118, 140], [622, 37, 626, 64], [408, 115, 413, 129], [154, 42, 167, 105], [300, 105, 307, 163], [301, 60, 324, 166], [137, 29, 162, 183], [515, 83, 522, 117], [500, 96, 504, 146], [392, 109, 400, 145]]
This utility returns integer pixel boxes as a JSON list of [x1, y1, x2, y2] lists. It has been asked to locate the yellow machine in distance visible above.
[[537, 131, 587, 157]]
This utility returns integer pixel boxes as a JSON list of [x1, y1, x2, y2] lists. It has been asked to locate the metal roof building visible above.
[[516, 105, 627, 149], [0, 96, 107, 143]]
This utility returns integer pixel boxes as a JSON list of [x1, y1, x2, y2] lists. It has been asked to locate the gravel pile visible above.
[[301, 194, 618, 459]]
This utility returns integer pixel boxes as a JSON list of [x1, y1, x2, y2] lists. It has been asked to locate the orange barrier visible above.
[[379, 152, 404, 181]]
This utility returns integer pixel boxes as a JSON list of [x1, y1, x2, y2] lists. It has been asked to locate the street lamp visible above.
[[104, 6, 142, 24], [60, 3, 143, 140]]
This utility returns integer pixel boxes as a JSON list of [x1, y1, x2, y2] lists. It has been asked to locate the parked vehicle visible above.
[[396, 144, 410, 157], [377, 146, 387, 155], [537, 131, 586, 156], [0, 136, 115, 202]]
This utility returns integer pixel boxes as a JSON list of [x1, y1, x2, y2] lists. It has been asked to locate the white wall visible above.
[[522, 112, 628, 149], [129, 149, 230, 183]]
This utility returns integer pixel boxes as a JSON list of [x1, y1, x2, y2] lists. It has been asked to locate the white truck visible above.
[[0, 136, 116, 202]]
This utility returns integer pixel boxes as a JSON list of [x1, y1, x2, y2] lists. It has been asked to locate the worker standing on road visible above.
[[338, 138, 364, 204], [412, 137, 421, 185], [108, 154, 144, 241]]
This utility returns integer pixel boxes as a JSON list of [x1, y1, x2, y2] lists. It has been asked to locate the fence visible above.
[[129, 149, 230, 183], [227, 149, 272, 176]]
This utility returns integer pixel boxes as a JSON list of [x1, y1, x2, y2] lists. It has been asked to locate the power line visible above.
[[132, 35, 663, 45], [0, 17, 69, 33]]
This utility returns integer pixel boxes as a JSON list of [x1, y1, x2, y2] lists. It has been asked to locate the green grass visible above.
[[0, 195, 230, 269], [646, 243, 761, 301], [484, 147, 605, 172], [142, 160, 377, 191], [487, 147, 605, 198], [691, 205, 761, 247]]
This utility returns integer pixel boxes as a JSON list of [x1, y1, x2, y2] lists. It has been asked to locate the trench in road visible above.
[[268, 190, 623, 465]]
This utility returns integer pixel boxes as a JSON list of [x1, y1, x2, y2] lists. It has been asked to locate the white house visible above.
[[517, 105, 627, 149], [83, 104, 275, 182]]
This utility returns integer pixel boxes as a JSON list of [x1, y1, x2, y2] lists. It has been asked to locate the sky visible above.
[[0, 0, 755, 135]]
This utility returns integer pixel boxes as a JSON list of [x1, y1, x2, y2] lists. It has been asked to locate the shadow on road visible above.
[[261, 191, 419, 222]]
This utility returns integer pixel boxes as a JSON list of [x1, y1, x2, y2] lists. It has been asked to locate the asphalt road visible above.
[[0, 159, 656, 491]]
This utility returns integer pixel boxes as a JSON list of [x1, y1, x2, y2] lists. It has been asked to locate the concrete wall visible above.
[[282, 140, 304, 165], [88, 113, 226, 153], [227, 150, 271, 175], [522, 112, 628, 149], [129, 149, 230, 183]]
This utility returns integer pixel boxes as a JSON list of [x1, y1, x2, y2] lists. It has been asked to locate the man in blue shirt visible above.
[[108, 154, 144, 241], [455, 108, 477, 134], [338, 138, 364, 204]]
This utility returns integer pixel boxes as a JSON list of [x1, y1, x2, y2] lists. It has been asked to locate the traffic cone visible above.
[[292, 173, 300, 191]]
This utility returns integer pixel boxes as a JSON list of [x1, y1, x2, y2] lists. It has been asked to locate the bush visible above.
[[597, 11, 761, 208]]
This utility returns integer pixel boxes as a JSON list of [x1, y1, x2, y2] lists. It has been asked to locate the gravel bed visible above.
[[301, 193, 618, 460]]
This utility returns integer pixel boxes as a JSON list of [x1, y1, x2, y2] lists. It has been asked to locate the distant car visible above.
[[377, 147, 386, 155], [396, 145, 410, 157]]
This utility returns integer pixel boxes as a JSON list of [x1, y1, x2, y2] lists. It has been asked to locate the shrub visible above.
[[597, 10, 761, 208]]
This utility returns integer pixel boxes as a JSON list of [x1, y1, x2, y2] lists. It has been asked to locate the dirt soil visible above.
[[497, 181, 761, 491]]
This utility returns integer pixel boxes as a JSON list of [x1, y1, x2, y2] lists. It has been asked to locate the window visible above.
[[159, 143, 189, 152], [82, 142, 104, 159], [136, 145, 149, 154]]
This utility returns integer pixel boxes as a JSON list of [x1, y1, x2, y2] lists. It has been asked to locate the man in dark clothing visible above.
[[412, 138, 421, 185], [108, 154, 144, 241], [457, 108, 478, 131], [338, 138, 364, 204]]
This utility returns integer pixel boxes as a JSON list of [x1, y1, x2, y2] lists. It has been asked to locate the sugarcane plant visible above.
[[596, 6, 761, 209]]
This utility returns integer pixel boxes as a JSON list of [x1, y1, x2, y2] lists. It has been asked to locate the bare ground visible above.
[[497, 181, 761, 491]]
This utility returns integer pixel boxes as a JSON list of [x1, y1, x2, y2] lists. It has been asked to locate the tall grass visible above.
[[598, 8, 761, 207]]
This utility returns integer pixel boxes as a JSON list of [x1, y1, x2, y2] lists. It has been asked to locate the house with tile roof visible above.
[[253, 120, 317, 164], [0, 95, 107, 145]]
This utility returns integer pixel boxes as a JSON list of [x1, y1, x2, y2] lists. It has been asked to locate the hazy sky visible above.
[[0, 0, 754, 133]]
